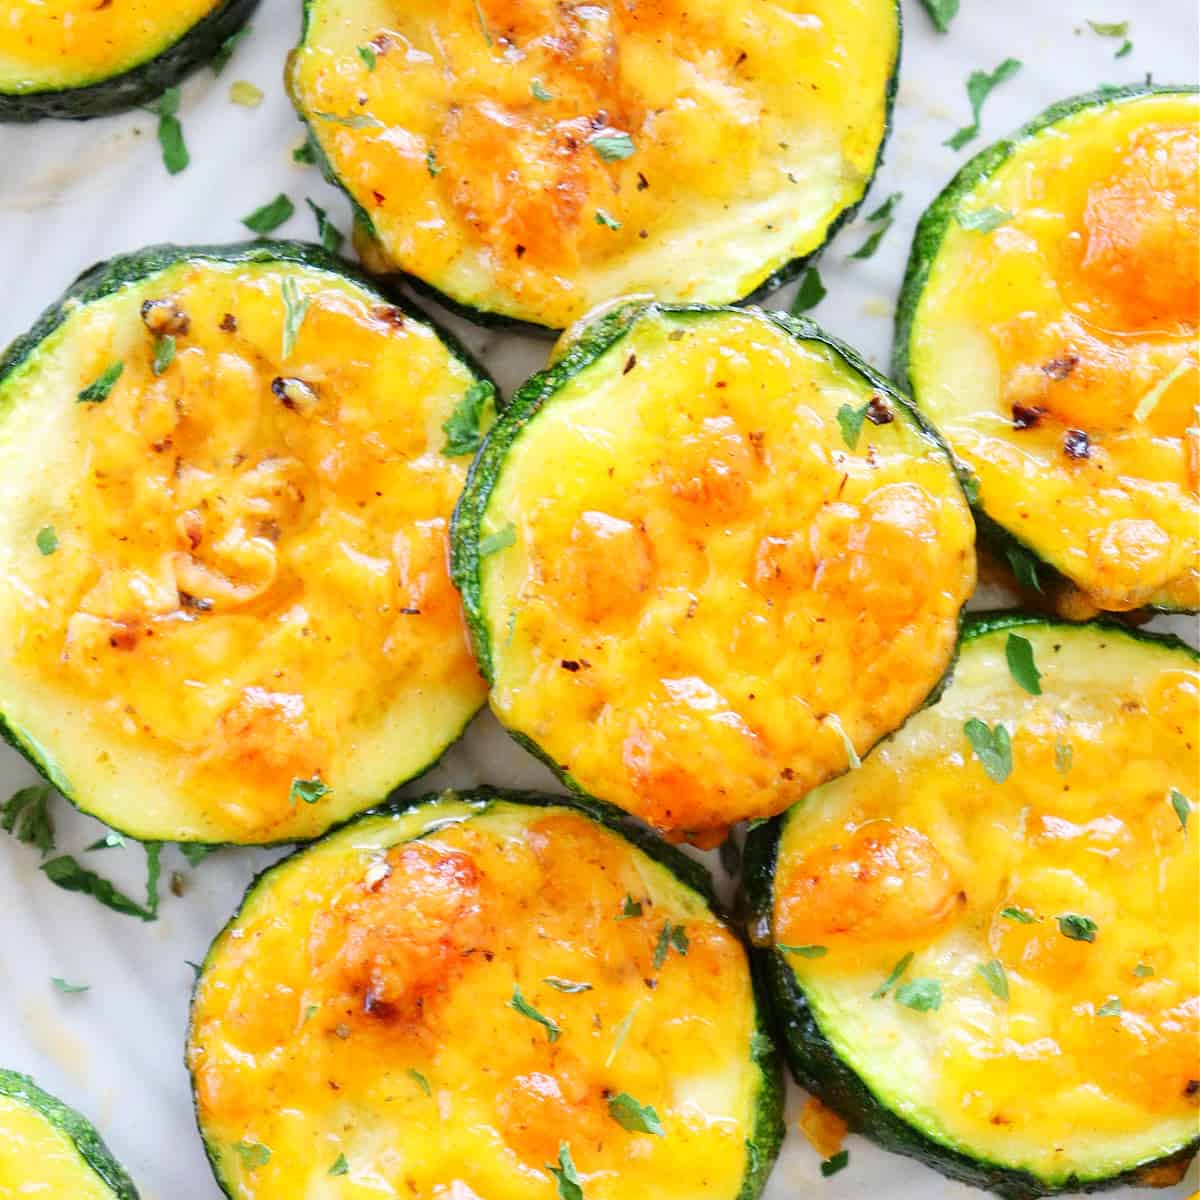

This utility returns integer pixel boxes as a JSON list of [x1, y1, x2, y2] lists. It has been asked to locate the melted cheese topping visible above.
[[477, 308, 975, 842], [0, 1095, 116, 1199], [0, 257, 486, 842], [0, 0, 217, 92], [772, 623, 1200, 1184], [907, 92, 1200, 612], [287, 0, 898, 328], [189, 797, 766, 1199]]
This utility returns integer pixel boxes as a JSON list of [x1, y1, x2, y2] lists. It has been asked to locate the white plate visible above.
[[0, 2, 1196, 1197]]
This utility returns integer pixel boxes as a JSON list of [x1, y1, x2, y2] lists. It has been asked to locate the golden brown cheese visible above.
[[0, 0, 217, 91], [0, 1096, 116, 1199], [0, 257, 486, 842], [906, 92, 1199, 611], [477, 309, 975, 842], [189, 797, 767, 1199], [772, 622, 1199, 1183], [287, 0, 898, 327]]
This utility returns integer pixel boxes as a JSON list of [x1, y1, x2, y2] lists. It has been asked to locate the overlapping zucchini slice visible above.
[[0, 1070, 139, 1199], [746, 616, 1200, 1196], [188, 788, 783, 1199], [287, 0, 900, 330], [452, 303, 976, 842], [0, 0, 258, 120], [0, 243, 492, 844], [896, 86, 1200, 614]]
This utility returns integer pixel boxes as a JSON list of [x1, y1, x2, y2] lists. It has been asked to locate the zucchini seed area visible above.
[[0, 257, 486, 842], [906, 92, 1199, 611], [189, 798, 766, 1199], [288, 0, 898, 327], [477, 309, 975, 840], [772, 623, 1199, 1184]]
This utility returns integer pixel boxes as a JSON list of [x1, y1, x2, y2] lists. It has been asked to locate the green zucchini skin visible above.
[[0, 0, 259, 122], [742, 613, 1200, 1199], [0, 1070, 139, 1198], [188, 787, 785, 1200], [0, 239, 496, 846], [892, 84, 1200, 614]]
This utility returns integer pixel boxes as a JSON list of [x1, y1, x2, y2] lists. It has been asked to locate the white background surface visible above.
[[0, 1, 1196, 1197]]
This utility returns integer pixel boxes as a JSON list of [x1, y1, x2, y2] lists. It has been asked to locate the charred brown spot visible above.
[[219, 312, 238, 333], [140, 298, 190, 337], [515, 244, 526, 259], [1185, 1080, 1199, 1097], [1011, 403, 1046, 430], [1042, 354, 1080, 381], [372, 305, 405, 328], [637, 171, 649, 191], [561, 660, 581, 672], [400, 606, 421, 616], [372, 190, 386, 205], [781, 767, 796, 781], [107, 626, 139, 651], [623, 353, 637, 375], [1064, 429, 1091, 460], [866, 396, 894, 425]]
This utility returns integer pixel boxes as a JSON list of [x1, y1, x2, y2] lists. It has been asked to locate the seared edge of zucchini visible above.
[[187, 786, 786, 1200], [741, 613, 1200, 1198], [0, 0, 260, 122], [0, 239, 497, 844], [0, 1069, 139, 1198], [892, 83, 1200, 614]]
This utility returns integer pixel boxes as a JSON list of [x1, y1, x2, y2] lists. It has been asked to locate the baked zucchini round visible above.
[[452, 303, 976, 843], [0, 0, 258, 121], [188, 788, 784, 1199], [0, 1069, 139, 1199], [896, 86, 1200, 614], [286, 0, 900, 331], [0, 242, 492, 844], [745, 615, 1200, 1196]]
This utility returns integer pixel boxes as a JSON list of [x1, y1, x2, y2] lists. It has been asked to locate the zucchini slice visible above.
[[0, 1070, 138, 1199], [745, 615, 1200, 1196], [286, 0, 900, 331], [0, 243, 492, 844], [188, 788, 784, 1199], [0, 0, 258, 121], [896, 87, 1200, 614], [452, 303, 976, 842]]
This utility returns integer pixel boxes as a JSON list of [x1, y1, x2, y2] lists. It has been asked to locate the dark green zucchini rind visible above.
[[0, 0, 259, 122], [188, 787, 785, 1200], [892, 83, 1200, 613], [0, 1070, 139, 1198], [0, 240, 497, 845]]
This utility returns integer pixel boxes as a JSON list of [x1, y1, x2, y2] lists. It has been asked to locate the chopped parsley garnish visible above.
[[945, 58, 1022, 150], [594, 209, 622, 231], [605, 1002, 640, 1068], [957, 205, 1011, 233], [918, 0, 959, 32], [186, 960, 203, 980], [895, 977, 942, 1012], [426, 147, 442, 177], [790, 267, 826, 314], [976, 959, 1009, 1001], [1004, 633, 1041, 695], [471, 0, 493, 46], [1169, 787, 1191, 831], [509, 984, 561, 1042], [148, 87, 189, 175], [543, 977, 593, 993], [1000, 905, 1034, 924], [608, 1091, 664, 1135], [960, 472, 981, 505], [1096, 996, 1121, 1018], [590, 132, 636, 162], [36, 526, 58, 556], [1005, 543, 1042, 593], [242, 193, 295, 235], [289, 777, 331, 805], [280, 275, 310, 360], [358, 45, 377, 70], [41, 856, 156, 921], [408, 1068, 432, 1095], [180, 843, 215, 867], [1087, 19, 1133, 55], [1057, 913, 1098, 943], [836, 402, 868, 450], [211, 26, 250, 75], [778, 944, 828, 958], [616, 894, 644, 920], [235, 1140, 271, 1170], [1133, 963, 1154, 978], [442, 379, 496, 457], [88, 831, 126, 851], [653, 921, 689, 971], [51, 977, 89, 994], [546, 1143, 583, 1200], [1054, 740, 1073, 776], [329, 1153, 349, 1175], [152, 334, 176, 376], [850, 191, 901, 259], [77, 362, 124, 404], [865, 191, 902, 223], [871, 951, 913, 1000], [306, 198, 344, 254], [293, 141, 316, 165], [144, 842, 163, 918], [1, 785, 55, 856], [314, 110, 382, 129], [229, 80, 263, 108], [821, 1149, 850, 1177], [478, 524, 516, 558], [964, 718, 1013, 784], [531, 79, 553, 102]]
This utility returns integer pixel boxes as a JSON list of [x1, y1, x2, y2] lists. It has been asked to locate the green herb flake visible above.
[[471, 0, 493, 46], [960, 472, 981, 505], [865, 190, 902, 223], [1133, 963, 1154, 978], [918, 0, 959, 31], [1096, 996, 1122, 1018], [36, 526, 58, 556], [976, 959, 1009, 1001], [314, 110, 383, 130], [152, 334, 176, 376], [478, 524, 517, 558], [778, 943, 828, 959], [442, 379, 496, 457], [180, 843, 214, 867], [594, 209, 622, 231], [590, 132, 635, 162], [531, 79, 553, 102], [358, 45, 377, 70], [1115, 39, 1133, 57], [305, 198, 344, 254], [1086, 19, 1129, 37], [41, 856, 156, 921], [608, 1091, 664, 1136], [605, 1003, 640, 1068], [544, 977, 593, 993], [235, 1140, 271, 1170], [509, 985, 561, 1042], [850, 219, 893, 260], [836, 402, 868, 450], [293, 141, 316, 165], [1054, 740, 1073, 775], [426, 147, 442, 177], [1057, 913, 1098, 943], [957, 206, 1011, 233], [77, 362, 124, 404], [211, 26, 250, 75], [186, 960, 204, 980], [821, 1149, 850, 1177], [149, 87, 189, 175], [51, 977, 89, 994], [1169, 788, 1191, 831], [408, 1068, 432, 1095], [895, 977, 942, 1012], [1000, 905, 1035, 924], [242, 193, 295, 235], [143, 842, 163, 918], [1004, 633, 1042, 695], [546, 1143, 583, 1200], [790, 267, 826, 314], [616, 894, 644, 920], [871, 951, 914, 1000], [328, 1152, 349, 1176], [1005, 544, 1042, 593], [87, 831, 126, 851], [653, 921, 689, 971], [1, 785, 55, 856], [229, 80, 263, 108], [280, 275, 310, 360], [964, 718, 1013, 784], [289, 776, 331, 805], [945, 58, 1022, 150]]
